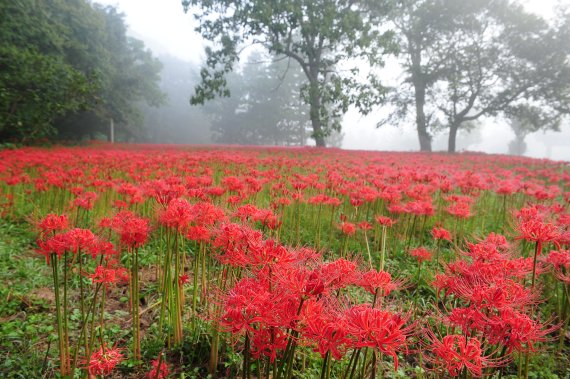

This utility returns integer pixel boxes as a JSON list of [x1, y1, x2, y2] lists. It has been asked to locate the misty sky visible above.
[[98, 0, 570, 161]]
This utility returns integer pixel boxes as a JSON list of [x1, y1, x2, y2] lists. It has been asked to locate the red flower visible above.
[[185, 225, 210, 243], [88, 344, 123, 376], [357, 221, 372, 231], [300, 299, 349, 360], [38, 213, 68, 234], [515, 218, 560, 246], [112, 211, 150, 248], [544, 249, 570, 271], [338, 222, 356, 236], [485, 309, 555, 353], [146, 355, 170, 379], [375, 216, 396, 227], [178, 273, 189, 286], [159, 198, 193, 231], [220, 277, 271, 334], [432, 227, 452, 242], [344, 305, 410, 369], [427, 334, 488, 377], [89, 265, 122, 287], [410, 247, 432, 263], [73, 191, 98, 210], [356, 269, 403, 296], [446, 201, 472, 219], [319, 258, 357, 290]]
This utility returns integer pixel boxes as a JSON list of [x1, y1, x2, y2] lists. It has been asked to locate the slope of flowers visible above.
[[0, 143, 568, 378]]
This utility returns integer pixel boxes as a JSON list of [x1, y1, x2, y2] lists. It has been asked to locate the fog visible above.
[[97, 0, 569, 161]]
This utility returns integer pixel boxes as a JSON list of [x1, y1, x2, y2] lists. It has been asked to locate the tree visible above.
[[384, 0, 570, 153], [0, 0, 97, 142], [56, 5, 165, 141], [182, 0, 394, 147], [0, 0, 164, 143], [380, 0, 450, 151], [506, 105, 561, 156], [204, 52, 311, 146]]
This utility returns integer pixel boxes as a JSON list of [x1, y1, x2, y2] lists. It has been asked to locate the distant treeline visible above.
[[0, 0, 164, 143]]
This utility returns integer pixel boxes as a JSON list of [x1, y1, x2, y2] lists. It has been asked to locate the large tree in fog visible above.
[[182, 0, 394, 147], [204, 52, 311, 146], [384, 0, 570, 153]]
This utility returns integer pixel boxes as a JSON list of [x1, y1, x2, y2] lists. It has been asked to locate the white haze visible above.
[[97, 0, 570, 161]]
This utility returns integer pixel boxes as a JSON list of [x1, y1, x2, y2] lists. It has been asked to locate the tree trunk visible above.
[[308, 74, 326, 147], [448, 123, 459, 153], [413, 82, 432, 152]]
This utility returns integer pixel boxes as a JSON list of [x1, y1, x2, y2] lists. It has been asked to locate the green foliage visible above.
[[0, 221, 53, 378], [0, 0, 164, 143]]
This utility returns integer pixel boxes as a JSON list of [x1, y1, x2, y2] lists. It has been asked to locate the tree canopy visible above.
[[183, 0, 395, 146], [0, 0, 164, 143], [382, 0, 570, 152]]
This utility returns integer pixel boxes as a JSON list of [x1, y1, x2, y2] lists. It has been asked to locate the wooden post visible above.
[[110, 117, 114, 143]]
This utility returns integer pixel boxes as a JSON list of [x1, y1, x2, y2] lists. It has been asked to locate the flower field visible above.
[[0, 144, 568, 378]]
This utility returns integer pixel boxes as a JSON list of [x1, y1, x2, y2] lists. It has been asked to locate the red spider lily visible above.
[[220, 277, 272, 334], [38, 213, 68, 234], [147, 356, 170, 379], [432, 227, 452, 242], [111, 211, 150, 249], [319, 258, 358, 290], [250, 326, 288, 363], [410, 247, 432, 263], [515, 218, 560, 246], [146, 180, 186, 206], [212, 223, 263, 267], [66, 228, 96, 252], [276, 266, 326, 299], [446, 201, 472, 219], [375, 215, 396, 227], [434, 259, 537, 308], [425, 333, 493, 377], [482, 232, 510, 251], [485, 309, 557, 353], [235, 204, 259, 221], [543, 249, 570, 271], [185, 225, 210, 243], [89, 265, 128, 287], [36, 234, 69, 263], [355, 269, 403, 296], [455, 278, 536, 310], [113, 199, 128, 209], [344, 305, 411, 369], [178, 273, 190, 286], [357, 221, 372, 232], [85, 238, 117, 259], [87, 344, 123, 376], [300, 298, 349, 360], [247, 239, 295, 268], [404, 199, 434, 216], [159, 197, 193, 231], [73, 191, 98, 210], [446, 306, 487, 335], [98, 217, 112, 229], [252, 208, 281, 229], [338, 222, 357, 236], [36, 228, 99, 263]]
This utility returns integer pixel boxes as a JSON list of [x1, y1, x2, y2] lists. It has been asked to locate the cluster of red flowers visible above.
[[0, 144, 567, 377]]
